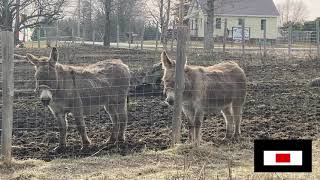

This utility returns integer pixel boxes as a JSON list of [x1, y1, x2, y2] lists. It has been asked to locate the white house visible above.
[[185, 0, 280, 41]]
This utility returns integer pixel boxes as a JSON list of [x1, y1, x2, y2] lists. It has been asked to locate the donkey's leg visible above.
[[73, 108, 91, 147], [49, 107, 67, 152], [182, 106, 195, 144], [233, 103, 244, 139], [105, 105, 120, 143], [118, 101, 128, 142], [194, 110, 204, 146], [56, 113, 67, 150], [222, 105, 234, 140]]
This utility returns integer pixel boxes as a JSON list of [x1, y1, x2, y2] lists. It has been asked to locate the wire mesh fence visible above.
[[1, 15, 320, 162]]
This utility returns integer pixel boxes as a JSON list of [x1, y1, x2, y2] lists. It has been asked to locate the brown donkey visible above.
[[26, 48, 130, 152], [161, 51, 247, 145]]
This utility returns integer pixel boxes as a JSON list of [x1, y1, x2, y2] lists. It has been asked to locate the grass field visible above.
[[1, 140, 319, 180]]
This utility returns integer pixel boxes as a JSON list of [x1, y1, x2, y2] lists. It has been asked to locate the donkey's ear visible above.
[[49, 47, 58, 63], [26, 53, 39, 66], [161, 51, 174, 69]]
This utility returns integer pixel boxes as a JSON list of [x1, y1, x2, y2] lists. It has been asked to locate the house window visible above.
[[261, 19, 266, 31], [238, 18, 244, 26], [216, 18, 221, 29]]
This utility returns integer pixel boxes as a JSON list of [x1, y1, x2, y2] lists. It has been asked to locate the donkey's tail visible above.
[[309, 78, 320, 87]]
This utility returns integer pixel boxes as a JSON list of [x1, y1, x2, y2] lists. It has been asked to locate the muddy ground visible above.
[[1, 45, 320, 160]]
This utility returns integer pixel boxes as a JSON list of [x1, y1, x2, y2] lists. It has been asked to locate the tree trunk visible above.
[[204, 0, 214, 50], [14, 0, 21, 45], [162, 0, 171, 47], [103, 0, 111, 47], [159, 0, 164, 44], [89, 0, 93, 41]]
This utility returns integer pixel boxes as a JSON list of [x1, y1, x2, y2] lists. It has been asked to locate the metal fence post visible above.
[[263, 20, 267, 58], [140, 21, 145, 50], [56, 21, 59, 46], [1, 31, 14, 164], [288, 23, 292, 59], [172, 26, 187, 146], [242, 18, 245, 55], [92, 30, 95, 46], [156, 22, 159, 51], [223, 18, 228, 54], [37, 26, 41, 48], [316, 20, 320, 59]]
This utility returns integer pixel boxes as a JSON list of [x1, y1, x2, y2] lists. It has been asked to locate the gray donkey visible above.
[[161, 51, 247, 146], [26, 47, 130, 152]]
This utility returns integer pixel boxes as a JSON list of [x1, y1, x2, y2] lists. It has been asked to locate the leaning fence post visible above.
[[316, 20, 320, 59], [172, 26, 188, 146], [1, 31, 14, 164]]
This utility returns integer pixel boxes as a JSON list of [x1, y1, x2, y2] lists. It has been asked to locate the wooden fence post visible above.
[[172, 26, 188, 146], [1, 31, 14, 164]]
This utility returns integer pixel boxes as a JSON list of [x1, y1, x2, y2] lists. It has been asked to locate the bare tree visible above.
[[204, 0, 214, 50], [0, 0, 65, 45], [276, 0, 308, 26], [147, 0, 174, 47], [103, 0, 112, 47]]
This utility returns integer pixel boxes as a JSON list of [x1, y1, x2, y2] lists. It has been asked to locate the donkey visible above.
[[26, 47, 131, 152], [161, 51, 247, 145]]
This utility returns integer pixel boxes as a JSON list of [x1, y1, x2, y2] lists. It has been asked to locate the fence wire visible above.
[[0, 17, 320, 161]]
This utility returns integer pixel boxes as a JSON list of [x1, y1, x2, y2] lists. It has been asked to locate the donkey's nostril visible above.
[[167, 98, 174, 105], [41, 99, 51, 106]]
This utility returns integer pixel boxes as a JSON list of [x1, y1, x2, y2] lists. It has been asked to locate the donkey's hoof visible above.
[[80, 145, 91, 152], [107, 138, 117, 145], [52, 145, 66, 154], [222, 134, 233, 141], [232, 134, 241, 142]]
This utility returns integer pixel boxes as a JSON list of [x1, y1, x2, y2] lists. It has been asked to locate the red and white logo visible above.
[[263, 151, 302, 166]]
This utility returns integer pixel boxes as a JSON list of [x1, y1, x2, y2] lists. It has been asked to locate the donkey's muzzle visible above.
[[41, 98, 51, 106], [166, 98, 174, 106]]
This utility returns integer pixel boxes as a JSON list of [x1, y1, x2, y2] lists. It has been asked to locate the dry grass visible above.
[[1, 140, 319, 180]]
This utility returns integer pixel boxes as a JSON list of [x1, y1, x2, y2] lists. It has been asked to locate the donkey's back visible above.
[[69, 59, 131, 110]]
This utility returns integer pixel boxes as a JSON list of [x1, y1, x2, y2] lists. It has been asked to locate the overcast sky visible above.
[[273, 0, 320, 20]]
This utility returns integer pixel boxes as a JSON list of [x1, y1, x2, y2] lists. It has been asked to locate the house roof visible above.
[[191, 0, 280, 17]]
